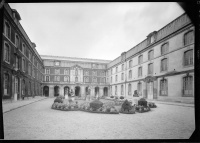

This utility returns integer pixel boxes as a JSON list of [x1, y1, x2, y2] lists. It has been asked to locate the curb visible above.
[[151, 101, 194, 107], [3, 97, 48, 114]]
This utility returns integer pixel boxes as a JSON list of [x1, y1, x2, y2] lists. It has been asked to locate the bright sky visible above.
[[9, 2, 184, 61]]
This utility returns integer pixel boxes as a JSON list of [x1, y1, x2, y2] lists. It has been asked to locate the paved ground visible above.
[[3, 98, 195, 140]]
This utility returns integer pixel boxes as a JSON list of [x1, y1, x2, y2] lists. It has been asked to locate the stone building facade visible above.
[[1, 4, 44, 101], [107, 13, 194, 103], [42, 55, 110, 98]]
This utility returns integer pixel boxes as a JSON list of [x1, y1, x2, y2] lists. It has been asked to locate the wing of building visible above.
[[2, 3, 194, 103]]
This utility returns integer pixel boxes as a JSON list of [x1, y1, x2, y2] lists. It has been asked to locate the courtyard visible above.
[[3, 97, 195, 139]]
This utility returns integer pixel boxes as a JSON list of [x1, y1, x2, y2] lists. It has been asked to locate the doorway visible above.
[[75, 86, 80, 96], [147, 81, 153, 99], [95, 87, 99, 96], [43, 86, 49, 97], [103, 87, 108, 96], [64, 86, 70, 96], [54, 86, 59, 96]]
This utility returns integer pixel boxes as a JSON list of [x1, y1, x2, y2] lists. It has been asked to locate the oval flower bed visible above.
[[51, 102, 79, 111]]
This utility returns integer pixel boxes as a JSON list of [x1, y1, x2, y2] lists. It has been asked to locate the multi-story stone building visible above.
[[41, 55, 110, 98], [108, 13, 194, 103], [1, 4, 44, 101]]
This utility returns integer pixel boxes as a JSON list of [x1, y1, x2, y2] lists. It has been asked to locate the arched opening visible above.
[[95, 87, 99, 96], [103, 87, 108, 96], [43, 86, 49, 97], [64, 86, 70, 95], [75, 86, 80, 96], [54, 86, 60, 96]]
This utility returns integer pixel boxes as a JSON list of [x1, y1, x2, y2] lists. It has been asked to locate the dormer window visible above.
[[55, 61, 60, 66], [147, 31, 157, 45]]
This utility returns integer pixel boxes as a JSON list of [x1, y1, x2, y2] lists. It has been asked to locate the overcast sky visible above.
[[9, 2, 184, 61]]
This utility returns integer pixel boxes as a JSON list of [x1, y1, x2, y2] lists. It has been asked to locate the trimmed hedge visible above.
[[110, 96, 114, 98], [120, 96, 124, 99], [90, 100, 103, 110], [54, 98, 63, 103]]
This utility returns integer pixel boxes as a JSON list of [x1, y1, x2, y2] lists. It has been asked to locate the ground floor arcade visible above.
[[43, 84, 110, 98]]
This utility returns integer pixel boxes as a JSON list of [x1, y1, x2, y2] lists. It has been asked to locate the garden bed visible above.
[[79, 108, 119, 114]]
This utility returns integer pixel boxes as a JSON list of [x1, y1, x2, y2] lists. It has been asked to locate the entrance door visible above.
[[44, 86, 49, 97], [147, 82, 153, 99], [75, 86, 80, 96]]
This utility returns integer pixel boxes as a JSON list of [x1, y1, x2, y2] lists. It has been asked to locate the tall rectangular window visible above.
[[121, 73, 124, 81], [128, 84, 132, 95], [22, 58, 25, 72], [148, 50, 154, 60], [129, 60, 132, 68], [148, 63, 153, 75], [4, 42, 10, 63], [15, 35, 20, 48], [15, 56, 19, 69], [129, 70, 132, 79], [122, 64, 124, 70], [160, 79, 168, 96], [55, 69, 60, 74], [4, 21, 11, 39], [161, 43, 169, 55], [138, 67, 142, 77], [161, 58, 168, 71], [116, 67, 118, 73], [183, 76, 193, 96], [4, 74, 9, 95], [22, 43, 26, 55], [184, 31, 194, 46], [184, 50, 193, 66], [137, 82, 142, 96], [115, 86, 117, 95], [121, 85, 124, 95], [115, 75, 118, 82], [138, 55, 143, 64]]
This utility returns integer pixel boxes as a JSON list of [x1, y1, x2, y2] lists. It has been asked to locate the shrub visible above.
[[138, 98, 147, 107], [115, 96, 118, 99], [120, 96, 124, 99], [110, 96, 114, 98], [90, 100, 103, 110], [121, 100, 132, 112], [57, 95, 65, 99], [54, 98, 63, 103]]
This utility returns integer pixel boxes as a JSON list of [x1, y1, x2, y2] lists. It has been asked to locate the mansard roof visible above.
[[41, 55, 111, 64]]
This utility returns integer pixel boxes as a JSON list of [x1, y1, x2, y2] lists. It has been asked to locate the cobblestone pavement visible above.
[[3, 98, 195, 140]]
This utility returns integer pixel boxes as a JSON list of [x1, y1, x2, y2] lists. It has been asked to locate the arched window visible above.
[[161, 58, 168, 71], [4, 73, 9, 96], [129, 70, 132, 79], [128, 84, 132, 95], [138, 67, 142, 77], [148, 50, 154, 60], [64, 69, 69, 75], [4, 42, 10, 63], [129, 60, 132, 68], [46, 76, 50, 82], [184, 31, 194, 46], [115, 75, 118, 82], [184, 50, 193, 66], [160, 78, 168, 96], [148, 63, 153, 75], [183, 75, 193, 96], [161, 43, 169, 55]]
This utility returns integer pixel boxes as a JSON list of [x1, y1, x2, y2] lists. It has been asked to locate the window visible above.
[[4, 73, 9, 96], [54, 76, 60, 81], [101, 78, 105, 83], [183, 75, 193, 96], [115, 86, 117, 95], [128, 84, 132, 95], [184, 31, 194, 46], [161, 43, 169, 55], [15, 56, 19, 69], [148, 50, 154, 60], [29, 52, 31, 61], [22, 43, 26, 55], [64, 76, 68, 82], [148, 63, 153, 75], [115, 75, 118, 82], [64, 69, 69, 75], [121, 73, 124, 81], [55, 61, 60, 66], [161, 58, 168, 71], [138, 67, 142, 77], [75, 69, 78, 76], [101, 71, 105, 76], [93, 77, 97, 83], [55, 69, 60, 74], [4, 42, 10, 63], [129, 70, 132, 79], [4, 21, 11, 39], [111, 77, 112, 83], [22, 58, 25, 72], [122, 64, 124, 70], [138, 55, 143, 64], [46, 76, 50, 82], [121, 85, 124, 95], [137, 82, 142, 96], [116, 67, 118, 73], [15, 77, 19, 94], [46, 69, 50, 74], [28, 63, 31, 75], [32, 68, 35, 77], [184, 50, 193, 66], [28, 82, 31, 95], [85, 77, 89, 83], [129, 60, 132, 68], [22, 80, 25, 95], [93, 71, 97, 76], [160, 79, 168, 96], [15, 34, 20, 48]]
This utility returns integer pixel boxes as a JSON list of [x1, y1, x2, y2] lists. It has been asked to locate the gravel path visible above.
[[3, 98, 195, 139]]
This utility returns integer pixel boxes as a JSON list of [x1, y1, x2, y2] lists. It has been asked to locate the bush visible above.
[[110, 96, 114, 98], [120, 96, 124, 99], [121, 100, 132, 112], [57, 95, 65, 99], [90, 100, 103, 110], [54, 98, 63, 103], [115, 96, 118, 99], [138, 98, 147, 107]]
